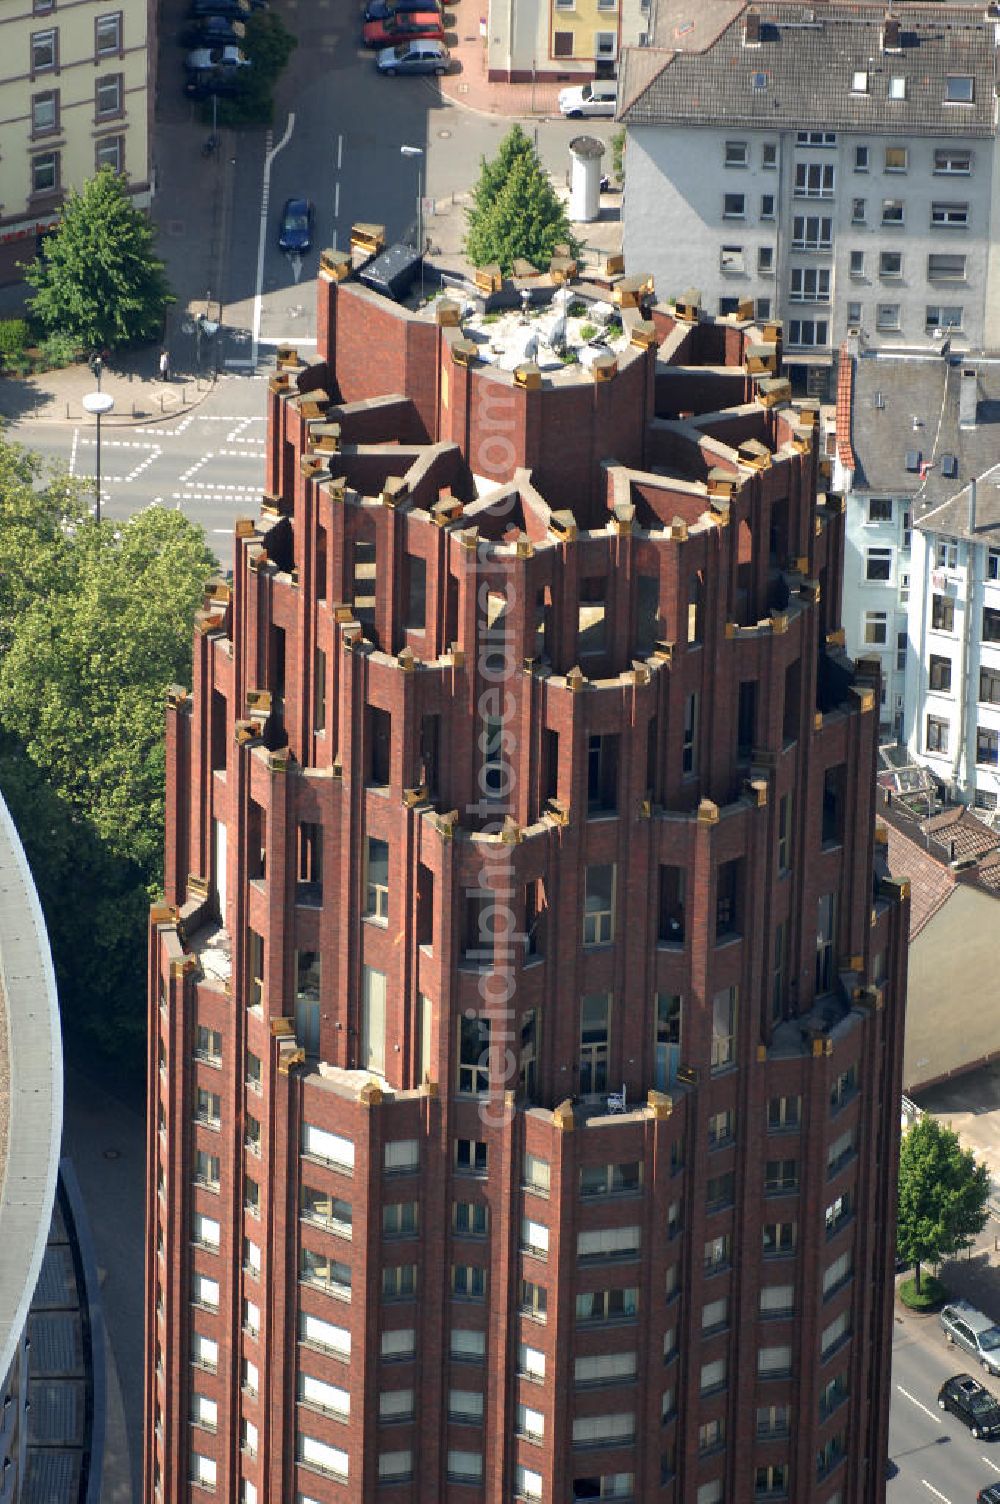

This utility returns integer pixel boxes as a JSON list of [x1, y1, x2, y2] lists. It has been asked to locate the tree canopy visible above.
[[24, 168, 173, 351], [465, 126, 576, 274], [216, 9, 298, 125], [896, 1114, 991, 1291], [0, 439, 214, 1061]]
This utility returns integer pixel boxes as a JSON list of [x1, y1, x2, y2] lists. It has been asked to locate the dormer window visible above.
[[946, 76, 974, 104], [851, 71, 868, 94], [888, 76, 906, 100]]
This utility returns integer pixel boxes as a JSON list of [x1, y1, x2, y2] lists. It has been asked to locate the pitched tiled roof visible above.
[[885, 820, 956, 937], [835, 343, 855, 471], [620, 2, 997, 134], [923, 804, 1000, 863]]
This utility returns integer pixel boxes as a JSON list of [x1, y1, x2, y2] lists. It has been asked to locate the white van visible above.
[[558, 80, 617, 118]]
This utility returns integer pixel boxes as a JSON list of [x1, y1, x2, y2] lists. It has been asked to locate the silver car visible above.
[[376, 38, 449, 74], [940, 1300, 1000, 1375]]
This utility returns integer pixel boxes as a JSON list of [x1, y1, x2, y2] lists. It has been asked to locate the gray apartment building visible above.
[[620, 1, 1000, 394]]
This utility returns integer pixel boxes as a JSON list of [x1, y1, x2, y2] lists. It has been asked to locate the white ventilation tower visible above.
[[569, 135, 605, 223]]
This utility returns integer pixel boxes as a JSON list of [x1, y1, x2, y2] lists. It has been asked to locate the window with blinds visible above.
[[192, 1273, 219, 1310], [516, 1466, 543, 1500], [516, 1403, 545, 1439], [190, 1454, 217, 1489], [577, 1225, 640, 1260], [447, 1451, 483, 1483], [380, 1328, 415, 1360], [518, 1343, 545, 1379], [377, 1451, 413, 1481], [574, 1351, 637, 1384], [451, 1328, 486, 1360], [298, 1372, 350, 1419], [299, 1311, 350, 1357], [379, 1389, 414, 1421], [192, 1212, 220, 1249], [571, 1412, 636, 1446], [191, 1332, 218, 1371], [384, 1139, 419, 1172], [192, 1394, 218, 1430], [521, 1219, 549, 1258], [301, 1123, 354, 1172], [298, 1433, 349, 1479]]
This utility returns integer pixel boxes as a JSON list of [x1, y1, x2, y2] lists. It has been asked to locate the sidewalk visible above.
[[438, 19, 564, 116]]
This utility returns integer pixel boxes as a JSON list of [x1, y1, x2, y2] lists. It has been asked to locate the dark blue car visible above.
[[278, 198, 313, 253], [179, 15, 246, 46], [364, 0, 441, 22]]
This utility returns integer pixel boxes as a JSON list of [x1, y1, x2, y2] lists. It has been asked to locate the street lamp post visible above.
[[81, 390, 114, 523], [400, 145, 424, 301]]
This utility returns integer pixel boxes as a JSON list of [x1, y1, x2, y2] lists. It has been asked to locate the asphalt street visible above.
[[890, 1301, 1000, 1503], [9, 373, 268, 564]]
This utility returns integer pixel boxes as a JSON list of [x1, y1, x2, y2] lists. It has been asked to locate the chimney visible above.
[[960, 367, 979, 428], [743, 8, 761, 45], [882, 15, 901, 51], [969, 476, 978, 534]]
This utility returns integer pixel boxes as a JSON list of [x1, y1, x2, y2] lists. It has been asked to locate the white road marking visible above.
[[252, 112, 296, 371], [896, 1386, 942, 1424], [982, 1455, 1000, 1473], [336, 132, 342, 170], [69, 426, 80, 476], [334, 180, 340, 220], [74, 434, 162, 484], [921, 1483, 951, 1503]]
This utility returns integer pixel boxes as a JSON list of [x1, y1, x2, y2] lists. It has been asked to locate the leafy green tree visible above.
[[0, 438, 214, 1061], [610, 127, 626, 185], [216, 9, 298, 125], [466, 144, 576, 275], [470, 124, 536, 216], [896, 1115, 991, 1292], [24, 169, 173, 351]]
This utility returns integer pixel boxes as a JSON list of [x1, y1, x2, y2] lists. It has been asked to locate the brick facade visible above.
[[145, 267, 908, 1504]]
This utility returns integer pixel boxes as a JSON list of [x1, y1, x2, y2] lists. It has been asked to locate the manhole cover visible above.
[[166, 219, 185, 237], [458, 83, 469, 93], [103, 1148, 121, 1161], [438, 129, 452, 138]]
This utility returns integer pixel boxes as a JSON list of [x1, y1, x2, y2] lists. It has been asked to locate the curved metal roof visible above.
[[0, 790, 63, 1386]]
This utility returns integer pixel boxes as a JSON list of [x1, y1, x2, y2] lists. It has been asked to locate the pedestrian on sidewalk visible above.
[[159, 349, 171, 382]]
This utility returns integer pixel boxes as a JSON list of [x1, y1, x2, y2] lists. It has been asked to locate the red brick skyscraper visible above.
[[146, 253, 908, 1504]]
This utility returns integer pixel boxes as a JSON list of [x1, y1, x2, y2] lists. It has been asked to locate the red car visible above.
[[363, 10, 443, 44]]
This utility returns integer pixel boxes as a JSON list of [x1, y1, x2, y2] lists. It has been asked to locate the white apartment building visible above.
[[907, 473, 1000, 815], [835, 343, 1000, 812], [619, 1, 1000, 395]]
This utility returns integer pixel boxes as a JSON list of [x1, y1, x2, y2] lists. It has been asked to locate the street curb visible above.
[[429, 76, 561, 122], [0, 373, 221, 430]]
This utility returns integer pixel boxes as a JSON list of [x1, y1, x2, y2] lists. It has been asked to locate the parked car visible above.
[[977, 1486, 1000, 1503], [184, 67, 246, 98], [375, 37, 449, 73], [189, 0, 251, 17], [278, 197, 314, 253], [558, 79, 617, 118], [937, 1374, 1000, 1439], [184, 43, 251, 71], [940, 1300, 1000, 1375], [179, 15, 246, 46], [364, 0, 442, 20], [364, 11, 443, 45]]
